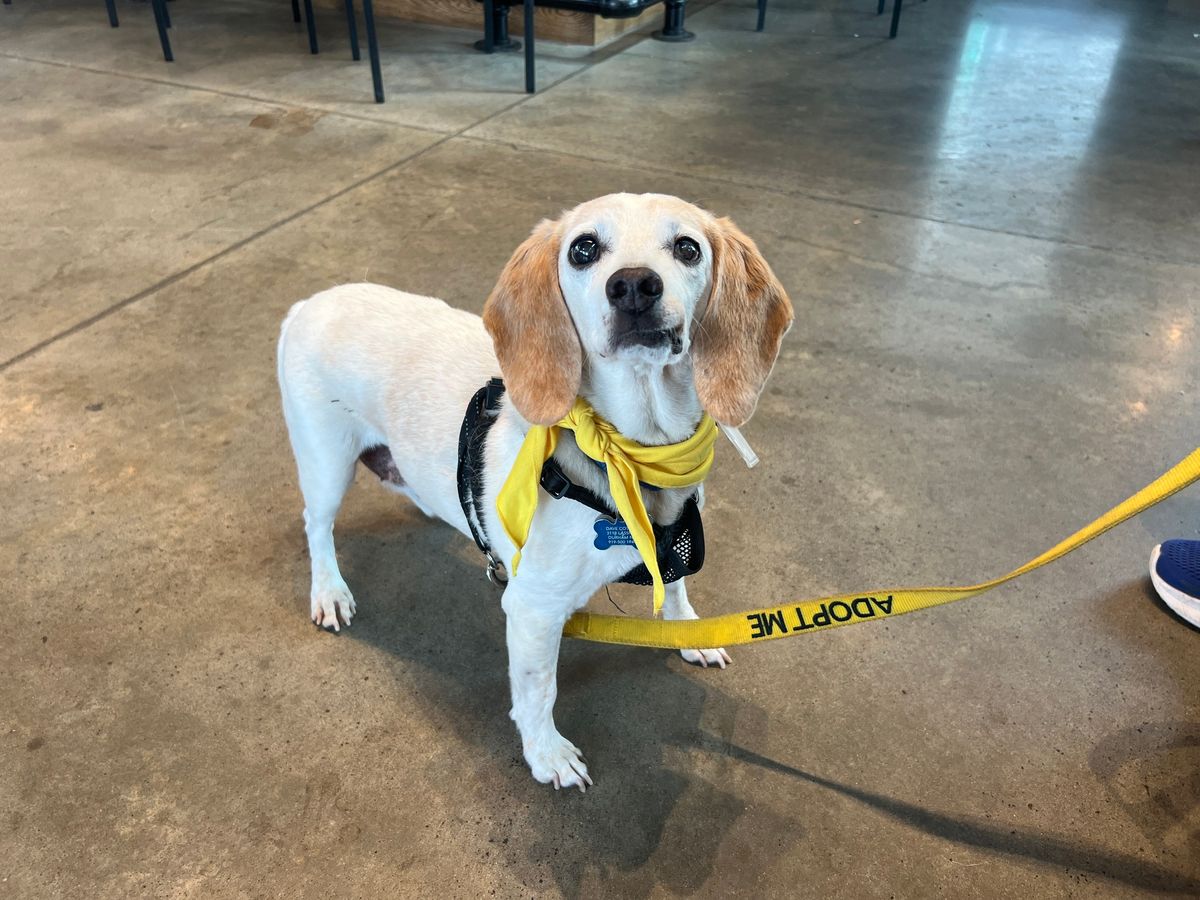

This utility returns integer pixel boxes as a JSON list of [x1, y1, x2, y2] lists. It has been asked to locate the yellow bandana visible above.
[[497, 399, 717, 614]]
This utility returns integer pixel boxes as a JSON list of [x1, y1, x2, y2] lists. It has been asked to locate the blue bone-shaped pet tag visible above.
[[593, 516, 635, 550]]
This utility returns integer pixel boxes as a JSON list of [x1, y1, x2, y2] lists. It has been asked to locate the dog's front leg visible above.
[[502, 585, 593, 792], [663, 579, 732, 668]]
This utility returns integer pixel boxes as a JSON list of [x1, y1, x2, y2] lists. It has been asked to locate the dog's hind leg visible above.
[[282, 397, 361, 632]]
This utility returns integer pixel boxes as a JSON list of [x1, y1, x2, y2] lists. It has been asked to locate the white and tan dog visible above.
[[277, 193, 792, 791]]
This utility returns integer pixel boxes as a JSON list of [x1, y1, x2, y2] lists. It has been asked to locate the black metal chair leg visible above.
[[361, 0, 384, 102], [482, 0, 495, 51], [302, 0, 319, 53], [345, 0, 361, 60], [150, 0, 173, 60], [162, 0, 171, 28], [888, 0, 902, 37], [2, 0, 12, 7], [523, 0, 534, 92], [877, 0, 885, 15], [756, 0, 766, 31], [292, 0, 301, 22], [104, 0, 119, 26]]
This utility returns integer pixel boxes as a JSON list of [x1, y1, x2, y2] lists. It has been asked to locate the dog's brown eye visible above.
[[568, 235, 601, 267], [674, 237, 701, 265]]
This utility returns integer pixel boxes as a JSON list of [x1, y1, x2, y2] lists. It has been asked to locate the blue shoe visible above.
[[1150, 540, 1200, 628]]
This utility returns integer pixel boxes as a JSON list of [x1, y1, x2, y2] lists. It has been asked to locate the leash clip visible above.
[[485, 551, 508, 586]]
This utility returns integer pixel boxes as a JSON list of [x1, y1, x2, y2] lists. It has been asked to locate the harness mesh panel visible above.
[[617, 495, 704, 586]]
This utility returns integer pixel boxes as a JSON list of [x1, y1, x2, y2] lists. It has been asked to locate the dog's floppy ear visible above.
[[693, 216, 794, 427], [483, 217, 581, 425]]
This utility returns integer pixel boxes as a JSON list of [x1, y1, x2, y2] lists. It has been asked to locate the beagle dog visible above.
[[277, 193, 792, 791]]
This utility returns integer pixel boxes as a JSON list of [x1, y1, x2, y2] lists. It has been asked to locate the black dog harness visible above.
[[455, 378, 705, 588]]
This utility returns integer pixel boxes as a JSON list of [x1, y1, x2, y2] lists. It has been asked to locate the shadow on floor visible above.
[[689, 731, 1200, 894], [331, 509, 1200, 895], [1089, 719, 1200, 867], [335, 514, 764, 897], [1142, 579, 1200, 636]]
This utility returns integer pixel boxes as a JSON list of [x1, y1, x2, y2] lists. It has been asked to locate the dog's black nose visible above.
[[606, 267, 663, 315]]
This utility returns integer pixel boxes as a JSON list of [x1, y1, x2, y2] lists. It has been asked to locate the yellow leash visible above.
[[562, 447, 1200, 648]]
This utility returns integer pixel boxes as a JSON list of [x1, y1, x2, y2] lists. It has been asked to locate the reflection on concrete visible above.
[[934, 2, 1129, 224]]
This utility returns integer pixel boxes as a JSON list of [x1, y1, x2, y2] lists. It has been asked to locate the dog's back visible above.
[[277, 284, 499, 543]]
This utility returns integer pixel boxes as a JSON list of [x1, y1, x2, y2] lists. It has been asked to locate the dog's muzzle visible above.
[[604, 266, 681, 355], [607, 266, 682, 353]]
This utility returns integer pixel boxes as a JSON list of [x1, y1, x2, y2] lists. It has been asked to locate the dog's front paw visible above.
[[681, 647, 731, 668], [525, 733, 593, 792], [311, 583, 356, 632]]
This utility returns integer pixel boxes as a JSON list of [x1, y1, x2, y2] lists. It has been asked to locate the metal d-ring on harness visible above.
[[455, 379, 706, 589]]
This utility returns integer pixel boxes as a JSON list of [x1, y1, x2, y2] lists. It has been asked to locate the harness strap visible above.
[[540, 454, 706, 587], [456, 377, 706, 588], [456, 378, 507, 581], [540, 458, 618, 519]]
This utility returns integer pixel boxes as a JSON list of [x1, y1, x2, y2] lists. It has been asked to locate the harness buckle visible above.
[[541, 465, 571, 500], [483, 378, 506, 412]]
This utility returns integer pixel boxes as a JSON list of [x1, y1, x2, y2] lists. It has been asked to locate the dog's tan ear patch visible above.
[[483, 218, 581, 425], [693, 217, 794, 427]]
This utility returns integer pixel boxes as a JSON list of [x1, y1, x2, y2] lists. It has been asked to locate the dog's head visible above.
[[483, 193, 793, 427]]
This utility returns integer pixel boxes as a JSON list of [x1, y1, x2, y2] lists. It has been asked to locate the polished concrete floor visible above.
[[3, 0, 1199, 896]]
